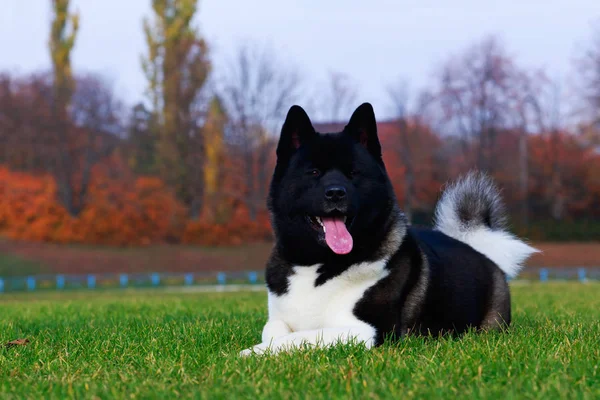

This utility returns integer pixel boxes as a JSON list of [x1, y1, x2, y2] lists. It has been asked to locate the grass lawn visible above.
[[0, 283, 599, 399]]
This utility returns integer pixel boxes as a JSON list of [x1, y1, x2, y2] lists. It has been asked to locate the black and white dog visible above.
[[241, 103, 537, 356]]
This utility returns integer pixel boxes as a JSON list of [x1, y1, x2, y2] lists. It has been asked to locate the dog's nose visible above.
[[325, 185, 347, 201]]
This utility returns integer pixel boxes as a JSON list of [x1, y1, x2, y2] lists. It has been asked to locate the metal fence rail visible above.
[[0, 270, 263, 293], [513, 267, 600, 282], [0, 267, 598, 293]]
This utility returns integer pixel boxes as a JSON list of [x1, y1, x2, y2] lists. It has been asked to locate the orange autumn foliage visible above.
[[528, 133, 599, 218], [379, 119, 444, 212], [0, 167, 186, 245], [182, 205, 272, 246], [2, 129, 599, 247], [0, 166, 273, 246]]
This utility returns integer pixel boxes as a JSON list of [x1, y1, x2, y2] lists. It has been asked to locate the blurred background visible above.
[[0, 0, 598, 287]]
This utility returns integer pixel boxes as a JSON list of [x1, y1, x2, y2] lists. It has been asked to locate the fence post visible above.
[[151, 273, 160, 287], [26, 276, 36, 291], [0, 278, 4, 293], [248, 271, 258, 284], [184, 273, 194, 286], [578, 268, 587, 283], [119, 274, 128, 288], [217, 272, 226, 285], [540, 268, 549, 282], [56, 275, 65, 290], [87, 274, 96, 289]]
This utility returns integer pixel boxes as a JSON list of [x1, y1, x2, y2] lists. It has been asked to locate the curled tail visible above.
[[434, 171, 538, 278]]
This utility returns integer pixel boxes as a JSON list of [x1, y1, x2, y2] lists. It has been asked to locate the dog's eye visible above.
[[350, 169, 360, 177], [307, 169, 320, 177]]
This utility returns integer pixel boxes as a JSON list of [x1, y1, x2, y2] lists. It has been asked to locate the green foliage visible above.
[[142, 0, 211, 212], [0, 283, 599, 398], [203, 96, 227, 221], [514, 220, 600, 242], [127, 103, 158, 175], [0, 254, 46, 278], [409, 211, 600, 242], [49, 0, 79, 112]]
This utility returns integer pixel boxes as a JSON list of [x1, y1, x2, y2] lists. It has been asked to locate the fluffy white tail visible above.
[[433, 172, 539, 278]]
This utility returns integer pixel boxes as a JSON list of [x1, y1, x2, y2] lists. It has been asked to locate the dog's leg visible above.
[[262, 319, 291, 342], [239, 319, 291, 357], [240, 325, 375, 356]]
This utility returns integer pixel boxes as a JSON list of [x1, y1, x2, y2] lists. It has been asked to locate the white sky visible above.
[[1, 0, 598, 119]]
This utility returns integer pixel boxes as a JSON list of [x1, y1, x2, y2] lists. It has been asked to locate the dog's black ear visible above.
[[345, 102, 382, 159], [276, 105, 316, 160]]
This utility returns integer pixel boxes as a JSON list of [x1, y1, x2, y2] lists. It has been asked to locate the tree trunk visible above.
[[256, 141, 270, 214], [188, 131, 205, 221], [404, 166, 414, 224], [189, 194, 203, 220], [549, 129, 563, 220], [397, 118, 414, 223], [518, 127, 529, 227], [245, 151, 257, 221], [53, 113, 79, 217]]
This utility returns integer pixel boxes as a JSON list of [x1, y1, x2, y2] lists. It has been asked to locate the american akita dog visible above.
[[241, 103, 537, 356]]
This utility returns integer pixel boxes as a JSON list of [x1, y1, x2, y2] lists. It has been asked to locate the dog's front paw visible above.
[[239, 343, 269, 357], [239, 348, 254, 357]]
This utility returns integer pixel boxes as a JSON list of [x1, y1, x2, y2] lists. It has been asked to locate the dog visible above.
[[240, 103, 538, 356]]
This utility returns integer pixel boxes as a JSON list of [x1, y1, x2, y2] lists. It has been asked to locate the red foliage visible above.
[[0, 164, 272, 246], [182, 210, 272, 246], [528, 132, 599, 219], [0, 166, 187, 246], [379, 119, 444, 212], [1, 124, 599, 247]]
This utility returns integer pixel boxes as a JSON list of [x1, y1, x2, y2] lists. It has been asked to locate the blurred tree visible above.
[[576, 24, 600, 147], [304, 71, 358, 123], [385, 81, 441, 222], [386, 80, 415, 222], [49, 0, 80, 215], [528, 132, 597, 220], [539, 80, 566, 221], [433, 36, 527, 173], [203, 96, 227, 221], [1, 73, 124, 216], [127, 103, 157, 175], [50, 0, 78, 117], [220, 43, 301, 220], [318, 71, 358, 122], [511, 70, 549, 226], [429, 36, 556, 228], [69, 74, 124, 215], [0, 73, 52, 171], [142, 0, 211, 216]]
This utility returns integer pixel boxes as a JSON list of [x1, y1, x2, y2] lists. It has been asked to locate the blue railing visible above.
[[0, 270, 265, 293], [518, 267, 600, 282], [0, 267, 597, 293]]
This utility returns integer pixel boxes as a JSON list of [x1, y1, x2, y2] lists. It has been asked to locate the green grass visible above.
[[0, 283, 599, 399]]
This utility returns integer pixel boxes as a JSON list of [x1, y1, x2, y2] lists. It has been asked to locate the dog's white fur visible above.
[[434, 173, 539, 278], [435, 225, 538, 278], [240, 261, 388, 355]]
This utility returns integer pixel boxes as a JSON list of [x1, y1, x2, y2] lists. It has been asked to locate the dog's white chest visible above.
[[267, 261, 389, 332]]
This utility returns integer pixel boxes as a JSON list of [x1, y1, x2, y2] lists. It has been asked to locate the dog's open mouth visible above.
[[308, 215, 353, 255]]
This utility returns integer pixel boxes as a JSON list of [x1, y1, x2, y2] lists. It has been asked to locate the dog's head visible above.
[[268, 103, 399, 265]]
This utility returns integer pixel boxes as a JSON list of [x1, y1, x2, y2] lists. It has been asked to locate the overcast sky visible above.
[[1, 0, 598, 119]]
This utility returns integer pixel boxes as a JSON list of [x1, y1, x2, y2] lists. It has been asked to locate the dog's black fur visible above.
[[265, 103, 529, 344]]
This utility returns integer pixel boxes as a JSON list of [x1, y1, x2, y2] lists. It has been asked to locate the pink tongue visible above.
[[322, 217, 353, 255]]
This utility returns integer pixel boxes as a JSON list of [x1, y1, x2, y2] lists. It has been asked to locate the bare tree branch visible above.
[[219, 42, 302, 220]]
